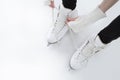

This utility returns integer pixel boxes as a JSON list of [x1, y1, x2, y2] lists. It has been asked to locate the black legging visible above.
[[98, 15, 120, 44], [62, 0, 77, 10]]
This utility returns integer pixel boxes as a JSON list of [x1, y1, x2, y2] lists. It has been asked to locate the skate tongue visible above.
[[82, 39, 105, 58], [95, 36, 105, 47], [68, 10, 78, 18]]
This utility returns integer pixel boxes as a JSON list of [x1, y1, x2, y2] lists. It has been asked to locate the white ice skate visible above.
[[69, 36, 106, 70], [47, 5, 78, 45]]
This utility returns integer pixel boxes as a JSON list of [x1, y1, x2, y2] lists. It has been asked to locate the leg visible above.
[[69, 15, 120, 70], [62, 0, 77, 10], [98, 15, 120, 44], [47, 0, 78, 44]]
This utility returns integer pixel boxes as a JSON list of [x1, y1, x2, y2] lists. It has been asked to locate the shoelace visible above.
[[77, 40, 104, 63], [52, 5, 61, 34], [52, 6, 73, 35]]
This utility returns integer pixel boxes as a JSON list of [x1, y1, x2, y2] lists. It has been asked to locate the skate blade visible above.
[[47, 41, 58, 47], [47, 33, 65, 47], [68, 62, 76, 71]]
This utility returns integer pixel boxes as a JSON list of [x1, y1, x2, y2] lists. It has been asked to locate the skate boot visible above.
[[69, 36, 106, 70], [47, 5, 78, 45]]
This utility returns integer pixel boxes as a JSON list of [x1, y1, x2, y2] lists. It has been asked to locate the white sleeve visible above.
[[68, 7, 106, 33]]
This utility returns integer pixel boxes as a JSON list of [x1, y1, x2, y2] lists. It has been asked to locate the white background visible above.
[[0, 0, 120, 80]]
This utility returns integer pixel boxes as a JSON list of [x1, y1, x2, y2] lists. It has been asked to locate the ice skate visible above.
[[69, 36, 106, 70], [47, 5, 78, 45]]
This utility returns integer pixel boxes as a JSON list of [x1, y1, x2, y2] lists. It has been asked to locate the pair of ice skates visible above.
[[45, 1, 106, 70]]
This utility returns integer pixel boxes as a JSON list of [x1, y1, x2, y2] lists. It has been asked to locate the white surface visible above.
[[0, 0, 120, 80]]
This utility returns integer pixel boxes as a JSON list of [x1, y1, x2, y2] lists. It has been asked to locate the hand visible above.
[[49, 1, 55, 8], [66, 17, 79, 24], [45, 0, 55, 8]]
